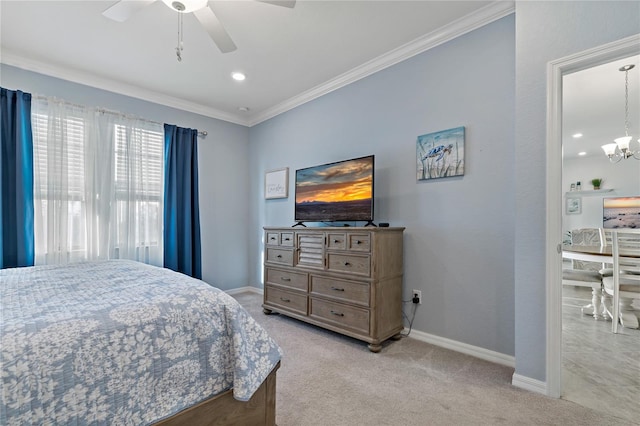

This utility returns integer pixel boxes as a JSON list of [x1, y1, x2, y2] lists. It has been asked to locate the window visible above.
[[32, 97, 164, 266], [113, 124, 164, 263]]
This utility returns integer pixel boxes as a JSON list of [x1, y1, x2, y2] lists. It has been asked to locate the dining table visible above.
[[562, 243, 640, 329]]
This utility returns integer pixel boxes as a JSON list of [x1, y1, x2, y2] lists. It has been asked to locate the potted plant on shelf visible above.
[[591, 178, 603, 190]]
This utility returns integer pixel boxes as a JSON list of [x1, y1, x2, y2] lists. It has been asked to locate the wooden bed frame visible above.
[[155, 362, 280, 426]]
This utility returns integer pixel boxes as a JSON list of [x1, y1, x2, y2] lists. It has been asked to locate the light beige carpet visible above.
[[233, 292, 635, 426]]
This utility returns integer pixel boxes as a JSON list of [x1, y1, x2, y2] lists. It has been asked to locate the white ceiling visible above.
[[0, 0, 512, 126], [2, 1, 637, 149], [563, 55, 640, 159]]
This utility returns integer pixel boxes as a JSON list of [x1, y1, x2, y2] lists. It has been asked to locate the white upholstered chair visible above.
[[562, 228, 607, 319], [601, 229, 640, 333]]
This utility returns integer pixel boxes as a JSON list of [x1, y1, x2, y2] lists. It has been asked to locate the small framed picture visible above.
[[416, 126, 465, 181], [566, 197, 581, 215], [265, 167, 288, 199]]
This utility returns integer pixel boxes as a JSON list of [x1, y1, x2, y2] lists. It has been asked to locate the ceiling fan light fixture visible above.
[[161, 0, 208, 13]]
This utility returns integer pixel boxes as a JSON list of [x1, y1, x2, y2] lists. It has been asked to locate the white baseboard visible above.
[[231, 289, 525, 382], [406, 328, 515, 368], [225, 286, 264, 296], [511, 373, 548, 395], [408, 328, 549, 395]]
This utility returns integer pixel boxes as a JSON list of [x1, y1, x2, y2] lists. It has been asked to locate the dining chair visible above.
[[562, 228, 606, 319], [601, 229, 640, 333]]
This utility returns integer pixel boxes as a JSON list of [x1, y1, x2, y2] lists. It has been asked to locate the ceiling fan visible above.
[[102, 0, 295, 60]]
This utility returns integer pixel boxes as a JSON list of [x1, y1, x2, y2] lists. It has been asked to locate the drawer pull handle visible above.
[[334, 239, 341, 243], [270, 237, 276, 240], [277, 255, 283, 259], [330, 310, 344, 317], [280, 277, 291, 282], [284, 237, 290, 241], [330, 286, 345, 292], [280, 297, 290, 303], [355, 240, 361, 244], [343, 262, 351, 266]]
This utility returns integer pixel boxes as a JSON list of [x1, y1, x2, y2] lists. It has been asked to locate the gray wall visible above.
[[249, 16, 516, 356], [514, 1, 640, 381], [0, 64, 252, 291], [6, 0, 638, 383]]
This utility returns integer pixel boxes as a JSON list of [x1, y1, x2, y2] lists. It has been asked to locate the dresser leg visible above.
[[390, 333, 402, 341], [367, 343, 382, 353], [263, 308, 273, 315]]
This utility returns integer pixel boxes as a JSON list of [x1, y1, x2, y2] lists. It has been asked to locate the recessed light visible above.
[[578, 151, 587, 156], [572, 133, 583, 138], [231, 72, 246, 81], [238, 106, 250, 112]]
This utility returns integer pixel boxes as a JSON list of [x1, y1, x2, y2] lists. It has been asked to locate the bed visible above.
[[1, 260, 282, 425]]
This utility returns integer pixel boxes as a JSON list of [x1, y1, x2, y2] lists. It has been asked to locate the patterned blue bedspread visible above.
[[0, 260, 282, 425]]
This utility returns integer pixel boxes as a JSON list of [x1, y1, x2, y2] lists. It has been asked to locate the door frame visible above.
[[545, 34, 640, 398]]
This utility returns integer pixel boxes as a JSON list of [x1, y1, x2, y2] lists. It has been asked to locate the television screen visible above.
[[295, 155, 374, 223], [603, 196, 640, 229]]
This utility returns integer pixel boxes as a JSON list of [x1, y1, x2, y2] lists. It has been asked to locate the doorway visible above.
[[560, 55, 640, 421], [546, 33, 640, 418]]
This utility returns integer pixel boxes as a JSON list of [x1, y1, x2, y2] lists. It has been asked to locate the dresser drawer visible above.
[[327, 253, 370, 276], [310, 298, 369, 335], [266, 247, 294, 266], [347, 233, 371, 252], [266, 231, 294, 246], [310, 276, 369, 307], [266, 232, 279, 245], [266, 267, 308, 292], [280, 232, 294, 246], [265, 286, 308, 315], [327, 233, 346, 250]]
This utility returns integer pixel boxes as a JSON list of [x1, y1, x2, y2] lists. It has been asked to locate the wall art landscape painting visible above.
[[603, 196, 640, 229], [416, 126, 465, 180]]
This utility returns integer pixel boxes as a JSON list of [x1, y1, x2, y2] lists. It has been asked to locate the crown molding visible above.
[[248, 1, 514, 127], [2, 1, 513, 128], [0, 50, 250, 126]]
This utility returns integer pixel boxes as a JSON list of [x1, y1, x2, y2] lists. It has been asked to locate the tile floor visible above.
[[562, 285, 640, 423]]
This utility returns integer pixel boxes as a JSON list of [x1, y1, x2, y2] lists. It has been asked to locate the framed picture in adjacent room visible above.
[[566, 197, 581, 215], [265, 167, 289, 199]]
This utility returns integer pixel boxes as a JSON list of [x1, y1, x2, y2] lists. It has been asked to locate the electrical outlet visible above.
[[412, 289, 422, 304]]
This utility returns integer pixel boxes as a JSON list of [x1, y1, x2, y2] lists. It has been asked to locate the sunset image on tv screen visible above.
[[295, 156, 373, 221]]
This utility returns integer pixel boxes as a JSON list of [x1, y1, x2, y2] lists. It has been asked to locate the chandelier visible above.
[[602, 64, 639, 162]]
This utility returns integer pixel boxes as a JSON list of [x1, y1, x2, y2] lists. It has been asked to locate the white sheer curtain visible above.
[[32, 97, 164, 266]]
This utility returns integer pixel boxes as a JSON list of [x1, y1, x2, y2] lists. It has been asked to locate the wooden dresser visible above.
[[262, 226, 405, 352]]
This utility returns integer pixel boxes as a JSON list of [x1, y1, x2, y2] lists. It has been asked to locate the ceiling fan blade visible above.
[[102, 0, 157, 22], [193, 5, 237, 53], [257, 0, 296, 8]]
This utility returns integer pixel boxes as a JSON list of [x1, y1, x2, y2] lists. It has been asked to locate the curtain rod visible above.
[[33, 94, 208, 138]]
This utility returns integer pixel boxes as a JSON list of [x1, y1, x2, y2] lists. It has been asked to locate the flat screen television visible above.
[[294, 155, 374, 225], [603, 196, 640, 229]]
